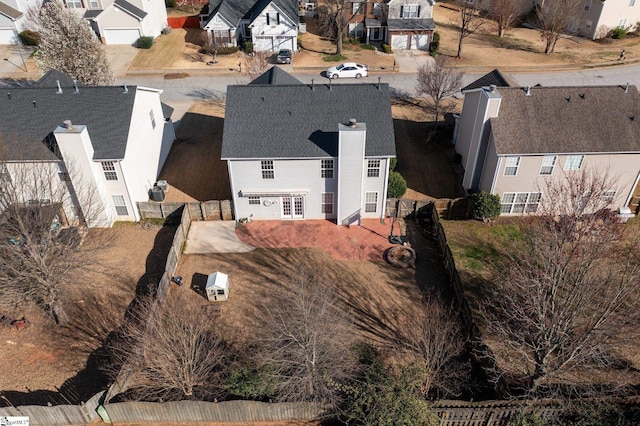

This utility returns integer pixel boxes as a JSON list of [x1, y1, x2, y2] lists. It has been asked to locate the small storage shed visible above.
[[206, 272, 230, 302]]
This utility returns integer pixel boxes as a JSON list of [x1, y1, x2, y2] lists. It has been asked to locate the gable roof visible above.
[[34, 69, 78, 88], [223, 75, 395, 159], [113, 0, 148, 19], [490, 85, 640, 155], [206, 0, 296, 26], [0, 2, 23, 20], [462, 69, 515, 92], [83, 9, 103, 19], [0, 85, 137, 162], [249, 66, 303, 85]]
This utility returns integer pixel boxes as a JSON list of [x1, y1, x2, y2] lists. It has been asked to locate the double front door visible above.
[[282, 196, 304, 219]]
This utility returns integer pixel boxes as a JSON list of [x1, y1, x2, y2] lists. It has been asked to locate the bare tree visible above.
[[415, 55, 463, 128], [105, 292, 232, 401], [317, 0, 349, 55], [257, 271, 357, 406], [27, 1, 114, 85], [489, 0, 522, 37], [481, 168, 640, 395], [243, 52, 271, 79], [536, 0, 582, 54], [456, 0, 486, 59], [0, 150, 105, 325], [394, 295, 468, 398]]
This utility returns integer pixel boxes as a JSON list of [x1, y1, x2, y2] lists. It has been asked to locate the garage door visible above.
[[412, 34, 429, 50], [0, 28, 17, 44], [103, 28, 141, 45], [253, 36, 273, 51], [391, 34, 409, 50], [274, 36, 294, 51]]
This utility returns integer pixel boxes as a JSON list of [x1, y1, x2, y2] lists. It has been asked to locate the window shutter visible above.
[[417, 5, 420, 16], [277, 13, 280, 24], [400, 5, 404, 16], [266, 14, 270, 25]]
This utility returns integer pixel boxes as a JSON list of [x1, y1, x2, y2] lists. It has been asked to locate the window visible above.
[[501, 192, 541, 214], [584, 0, 591, 11], [619, 18, 628, 27], [248, 196, 261, 205], [504, 156, 520, 176], [321, 193, 334, 214], [89, 0, 99, 7], [266, 12, 280, 25], [365, 192, 378, 213], [112, 195, 128, 216], [401, 4, 419, 18], [150, 110, 156, 129], [102, 161, 118, 181], [585, 20, 592, 29], [631, 0, 636, 6], [261, 160, 274, 179], [373, 2, 381, 15], [367, 159, 381, 177], [321, 159, 334, 178], [352, 2, 360, 14], [539, 155, 557, 175], [563, 155, 584, 170], [602, 190, 617, 201], [66, 0, 83, 7]]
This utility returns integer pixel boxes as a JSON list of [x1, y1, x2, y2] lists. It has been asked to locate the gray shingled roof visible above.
[[206, 0, 296, 27], [0, 2, 23, 20], [0, 86, 137, 161], [387, 18, 435, 31], [114, 0, 147, 19], [462, 69, 515, 92], [222, 81, 395, 159], [83, 9, 103, 19], [249, 66, 303, 85], [490, 85, 640, 155], [34, 69, 79, 88]]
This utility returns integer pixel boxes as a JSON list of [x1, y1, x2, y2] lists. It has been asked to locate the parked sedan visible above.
[[326, 63, 368, 79]]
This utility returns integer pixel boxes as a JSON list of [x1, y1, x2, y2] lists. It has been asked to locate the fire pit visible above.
[[385, 244, 416, 268]]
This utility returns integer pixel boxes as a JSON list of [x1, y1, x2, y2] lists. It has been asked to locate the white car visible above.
[[326, 63, 369, 79]]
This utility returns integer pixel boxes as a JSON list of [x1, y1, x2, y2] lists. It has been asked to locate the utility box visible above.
[[205, 272, 229, 302], [151, 186, 165, 202]]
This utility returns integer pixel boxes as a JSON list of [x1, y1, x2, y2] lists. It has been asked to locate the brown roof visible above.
[[490, 85, 640, 155], [0, 2, 23, 20]]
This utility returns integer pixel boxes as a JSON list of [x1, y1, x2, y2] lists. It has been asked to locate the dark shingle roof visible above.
[[83, 9, 103, 19], [161, 102, 174, 119], [243, 0, 297, 23], [490, 85, 640, 155], [387, 18, 435, 31], [207, 0, 296, 27], [114, 0, 147, 19], [34, 69, 78, 88], [462, 69, 515, 92], [222, 81, 395, 159], [0, 2, 23, 20], [249, 66, 303, 85], [0, 86, 137, 161]]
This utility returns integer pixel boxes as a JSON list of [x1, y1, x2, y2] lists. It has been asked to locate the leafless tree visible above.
[[243, 52, 271, 79], [536, 0, 582, 54], [105, 292, 232, 401], [0, 149, 105, 325], [489, 0, 522, 37], [481, 168, 640, 395], [317, 0, 350, 55], [455, 0, 486, 59], [394, 295, 469, 398], [416, 55, 463, 128], [26, 1, 114, 85], [257, 271, 357, 406]]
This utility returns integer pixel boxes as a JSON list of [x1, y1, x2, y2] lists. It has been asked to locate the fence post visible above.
[[200, 202, 207, 220]]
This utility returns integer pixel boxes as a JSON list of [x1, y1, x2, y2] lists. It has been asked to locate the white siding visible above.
[[250, 2, 297, 52]]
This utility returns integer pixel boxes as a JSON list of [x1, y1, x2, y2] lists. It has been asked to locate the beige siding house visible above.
[[454, 75, 640, 215]]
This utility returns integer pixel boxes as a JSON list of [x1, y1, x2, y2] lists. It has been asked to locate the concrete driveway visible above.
[[105, 45, 138, 78], [184, 221, 255, 254], [393, 49, 434, 73]]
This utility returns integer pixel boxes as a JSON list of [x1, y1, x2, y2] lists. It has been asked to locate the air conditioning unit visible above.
[[151, 185, 165, 202]]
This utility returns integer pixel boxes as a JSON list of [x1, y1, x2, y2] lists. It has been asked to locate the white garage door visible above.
[[412, 34, 429, 50], [391, 34, 409, 50], [103, 29, 140, 45], [0, 28, 17, 44], [253, 36, 273, 52], [274, 36, 294, 51]]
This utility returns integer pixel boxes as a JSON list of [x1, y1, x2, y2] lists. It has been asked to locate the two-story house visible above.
[[0, 0, 35, 43], [222, 67, 396, 225], [573, 0, 640, 39], [0, 70, 175, 227], [454, 72, 640, 215], [200, 0, 298, 52]]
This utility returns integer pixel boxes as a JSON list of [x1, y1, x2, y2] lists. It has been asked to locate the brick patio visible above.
[[235, 218, 404, 262]]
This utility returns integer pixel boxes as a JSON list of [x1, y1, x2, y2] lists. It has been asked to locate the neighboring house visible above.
[[573, 0, 640, 39], [345, 0, 435, 50], [454, 72, 640, 215], [0, 0, 36, 44], [200, 0, 298, 52], [0, 70, 175, 227], [222, 66, 396, 224]]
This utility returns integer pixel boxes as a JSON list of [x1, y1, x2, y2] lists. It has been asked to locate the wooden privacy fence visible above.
[[0, 390, 103, 425], [137, 200, 233, 221], [385, 197, 469, 219], [434, 399, 564, 425], [167, 15, 202, 28]]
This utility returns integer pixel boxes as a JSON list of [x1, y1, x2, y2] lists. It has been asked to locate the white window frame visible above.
[[321, 192, 334, 214], [102, 161, 118, 181], [501, 192, 542, 214], [321, 159, 334, 178], [112, 195, 128, 216], [66, 0, 83, 8], [504, 156, 520, 176], [619, 18, 628, 27], [563, 155, 584, 171], [367, 159, 381, 177], [401, 4, 419, 18], [365, 191, 378, 213], [248, 196, 261, 205], [539, 155, 557, 175], [89, 0, 99, 7], [585, 20, 592, 29], [266, 12, 280, 25], [631, 0, 636, 6], [261, 160, 274, 179], [352, 2, 360, 14], [584, 0, 591, 11], [602, 190, 617, 202]]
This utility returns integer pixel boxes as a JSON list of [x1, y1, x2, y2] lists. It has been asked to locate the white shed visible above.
[[205, 272, 230, 302]]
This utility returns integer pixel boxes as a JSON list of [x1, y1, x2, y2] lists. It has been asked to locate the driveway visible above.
[[393, 49, 434, 73]]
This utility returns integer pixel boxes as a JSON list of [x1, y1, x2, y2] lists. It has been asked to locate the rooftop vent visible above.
[[32, 100, 36, 108], [625, 83, 629, 93], [7, 92, 10, 100], [123, 84, 128, 94], [525, 86, 531, 96], [377, 77, 381, 90], [56, 80, 62, 94], [73, 80, 79, 94], [311, 78, 314, 91]]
